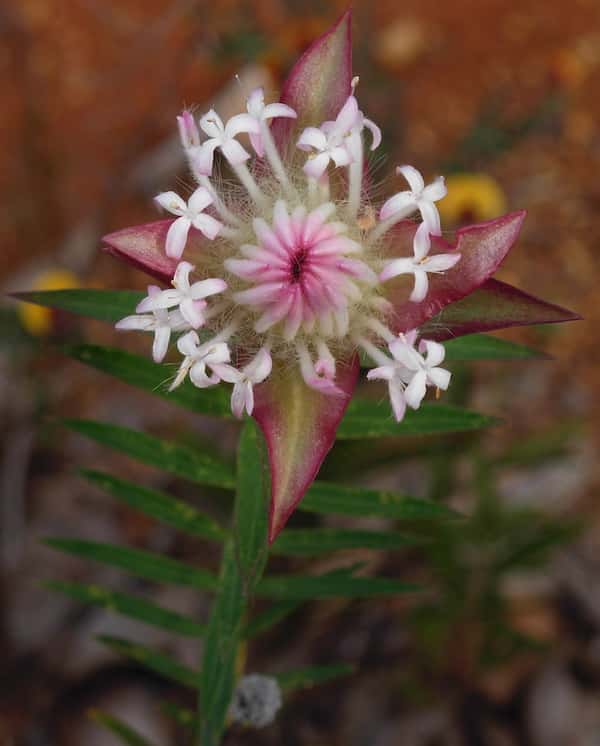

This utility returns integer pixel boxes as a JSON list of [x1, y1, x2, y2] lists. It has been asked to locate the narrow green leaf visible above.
[[64, 344, 232, 418], [200, 540, 246, 746], [272, 528, 415, 555], [46, 580, 206, 637], [234, 420, 269, 594], [303, 481, 456, 520], [99, 635, 197, 688], [338, 401, 498, 439], [13, 289, 144, 324], [80, 469, 226, 541], [243, 600, 303, 640], [90, 710, 158, 746], [256, 574, 418, 599], [443, 333, 544, 361], [276, 664, 354, 692], [45, 538, 217, 590], [64, 419, 235, 489]]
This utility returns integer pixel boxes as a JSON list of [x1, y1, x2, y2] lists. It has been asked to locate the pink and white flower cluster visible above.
[[116, 83, 458, 422]]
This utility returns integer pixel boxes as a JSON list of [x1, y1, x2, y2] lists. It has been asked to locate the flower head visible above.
[[106, 10, 578, 540]]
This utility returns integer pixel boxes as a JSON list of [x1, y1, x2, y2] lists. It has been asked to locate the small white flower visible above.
[[116, 285, 189, 363], [155, 187, 222, 259], [245, 87, 297, 157], [193, 109, 260, 175], [136, 261, 227, 329], [169, 330, 230, 391], [379, 227, 461, 302], [212, 347, 272, 418], [367, 331, 451, 421], [380, 165, 447, 239]]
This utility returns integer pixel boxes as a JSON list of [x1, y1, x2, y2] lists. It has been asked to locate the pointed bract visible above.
[[272, 10, 352, 151], [384, 211, 527, 334], [419, 278, 581, 340], [253, 355, 359, 542]]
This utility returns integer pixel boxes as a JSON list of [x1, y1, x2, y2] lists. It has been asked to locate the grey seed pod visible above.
[[229, 673, 282, 728]]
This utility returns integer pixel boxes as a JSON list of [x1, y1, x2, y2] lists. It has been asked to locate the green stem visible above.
[[196, 420, 270, 746]]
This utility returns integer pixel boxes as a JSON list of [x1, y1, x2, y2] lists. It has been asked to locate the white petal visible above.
[[180, 298, 206, 328], [188, 186, 213, 214], [136, 289, 181, 312], [330, 145, 352, 168], [389, 338, 422, 370], [199, 109, 224, 138], [115, 314, 155, 331], [154, 191, 186, 216], [364, 117, 382, 150], [202, 342, 231, 366], [177, 330, 200, 357], [230, 382, 247, 418], [173, 261, 194, 291], [379, 192, 417, 221], [428, 366, 451, 390], [418, 200, 441, 236], [220, 138, 251, 165], [165, 217, 191, 260], [152, 325, 171, 363], [424, 252, 461, 273], [226, 113, 260, 138], [419, 340, 446, 368], [297, 126, 327, 152], [243, 381, 255, 415], [409, 269, 429, 302], [189, 278, 226, 300], [397, 165, 425, 193], [190, 361, 219, 388], [249, 131, 264, 157], [366, 365, 396, 382], [413, 221, 431, 262], [335, 95, 360, 132], [379, 257, 416, 283], [246, 347, 272, 383], [192, 213, 222, 240], [263, 102, 297, 120], [404, 370, 427, 409], [191, 141, 218, 176], [389, 380, 407, 422], [303, 152, 330, 180], [210, 363, 241, 384], [246, 87, 265, 117], [422, 176, 447, 202]]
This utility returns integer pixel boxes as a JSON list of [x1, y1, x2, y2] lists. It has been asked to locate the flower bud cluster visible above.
[[116, 82, 458, 421]]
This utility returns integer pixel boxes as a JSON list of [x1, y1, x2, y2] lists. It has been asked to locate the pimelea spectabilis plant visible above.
[[21, 10, 579, 745]]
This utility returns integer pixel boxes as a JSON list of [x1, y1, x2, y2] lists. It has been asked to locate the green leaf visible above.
[[272, 528, 415, 555], [64, 419, 235, 490], [243, 600, 303, 640], [338, 401, 498, 439], [256, 574, 418, 599], [302, 481, 456, 520], [200, 540, 246, 746], [90, 710, 158, 746], [443, 333, 544, 361], [276, 664, 354, 692], [80, 469, 226, 542], [46, 580, 206, 637], [45, 538, 217, 590], [234, 420, 269, 594], [99, 636, 197, 688], [14, 289, 143, 323], [64, 344, 232, 418]]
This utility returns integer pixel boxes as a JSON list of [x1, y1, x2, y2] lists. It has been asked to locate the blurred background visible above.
[[1, 0, 599, 744]]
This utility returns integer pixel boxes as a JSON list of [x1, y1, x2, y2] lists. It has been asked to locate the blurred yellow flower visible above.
[[18, 269, 79, 336], [438, 173, 507, 225]]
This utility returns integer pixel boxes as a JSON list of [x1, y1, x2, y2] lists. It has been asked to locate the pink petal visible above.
[[102, 220, 180, 284], [384, 211, 528, 334], [253, 354, 359, 542], [419, 279, 582, 340], [272, 10, 352, 151]]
